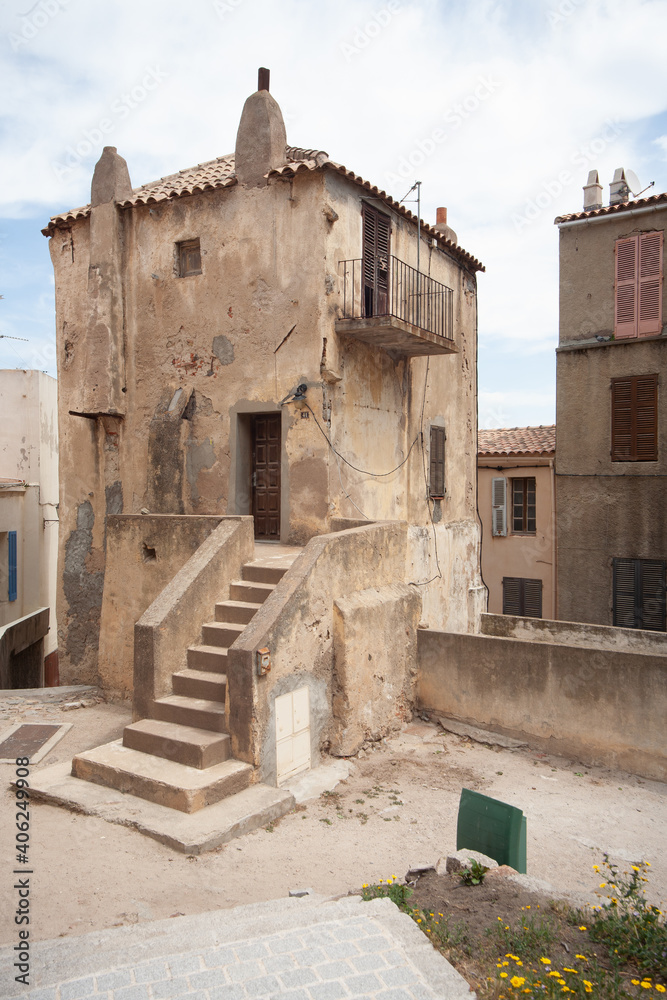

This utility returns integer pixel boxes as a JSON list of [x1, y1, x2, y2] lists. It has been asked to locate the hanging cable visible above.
[[304, 402, 419, 478]]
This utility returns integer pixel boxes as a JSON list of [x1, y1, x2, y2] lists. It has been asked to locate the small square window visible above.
[[178, 239, 201, 277]]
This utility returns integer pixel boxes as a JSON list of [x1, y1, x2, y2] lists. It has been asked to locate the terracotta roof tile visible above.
[[478, 425, 555, 456], [555, 190, 667, 224], [42, 145, 485, 271]]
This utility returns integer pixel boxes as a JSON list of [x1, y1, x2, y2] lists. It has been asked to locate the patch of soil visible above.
[[398, 868, 645, 998]]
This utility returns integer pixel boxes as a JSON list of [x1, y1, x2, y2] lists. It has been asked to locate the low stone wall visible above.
[[132, 518, 254, 720], [227, 522, 417, 782], [0, 608, 49, 689], [98, 515, 237, 699], [417, 629, 667, 781], [481, 612, 667, 654]]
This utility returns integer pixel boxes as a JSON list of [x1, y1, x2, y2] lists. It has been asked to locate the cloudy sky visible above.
[[1, 0, 666, 429]]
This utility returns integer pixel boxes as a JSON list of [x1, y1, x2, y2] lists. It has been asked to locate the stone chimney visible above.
[[433, 207, 458, 245], [609, 167, 630, 206], [235, 68, 287, 187], [71, 146, 132, 416], [583, 169, 603, 212]]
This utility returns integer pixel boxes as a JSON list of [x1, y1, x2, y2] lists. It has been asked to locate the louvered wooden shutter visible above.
[[429, 426, 446, 497], [492, 477, 507, 536], [615, 236, 638, 339], [640, 560, 666, 631], [611, 375, 657, 461], [638, 231, 663, 336], [522, 578, 543, 618], [8, 530, 17, 602], [635, 375, 658, 460], [613, 558, 637, 628], [502, 577, 521, 615], [362, 205, 391, 316]]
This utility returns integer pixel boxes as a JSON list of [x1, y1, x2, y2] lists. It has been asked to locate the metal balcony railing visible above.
[[338, 256, 454, 343]]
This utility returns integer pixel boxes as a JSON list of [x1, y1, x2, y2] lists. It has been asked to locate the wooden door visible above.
[[362, 205, 391, 317], [252, 414, 281, 539]]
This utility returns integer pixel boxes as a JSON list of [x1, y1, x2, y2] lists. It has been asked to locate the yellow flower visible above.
[[510, 976, 525, 988], [641, 982, 652, 989], [539, 958, 552, 965], [549, 971, 562, 977], [578, 925, 587, 930], [575, 954, 586, 961], [502, 961, 509, 966], [655, 985, 666, 993], [500, 972, 508, 978], [632, 980, 641, 986], [632, 865, 641, 871], [557, 980, 566, 986], [592, 865, 599, 871], [599, 882, 607, 888], [563, 967, 578, 973]]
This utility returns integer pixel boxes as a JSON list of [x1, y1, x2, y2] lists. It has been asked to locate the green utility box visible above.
[[456, 788, 527, 874]]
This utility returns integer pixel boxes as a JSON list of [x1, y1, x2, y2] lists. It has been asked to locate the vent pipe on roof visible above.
[[433, 206, 457, 245], [583, 169, 603, 212], [609, 167, 630, 206], [258, 67, 270, 92]]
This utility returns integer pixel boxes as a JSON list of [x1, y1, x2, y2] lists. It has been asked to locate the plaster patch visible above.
[[186, 436, 216, 502], [105, 481, 123, 515], [63, 501, 105, 665], [212, 335, 235, 366]]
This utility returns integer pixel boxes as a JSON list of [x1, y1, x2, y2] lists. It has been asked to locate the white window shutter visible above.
[[492, 477, 507, 536]]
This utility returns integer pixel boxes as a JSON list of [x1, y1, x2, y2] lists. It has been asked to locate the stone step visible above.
[[122, 719, 231, 769], [172, 669, 227, 701], [187, 645, 228, 672], [242, 563, 287, 585], [215, 599, 262, 624], [71, 740, 252, 813], [151, 694, 227, 733], [230, 580, 276, 604], [201, 621, 245, 648]]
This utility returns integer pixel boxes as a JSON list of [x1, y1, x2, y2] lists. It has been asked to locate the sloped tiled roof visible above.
[[42, 145, 485, 271], [478, 425, 555, 457], [555, 190, 667, 224]]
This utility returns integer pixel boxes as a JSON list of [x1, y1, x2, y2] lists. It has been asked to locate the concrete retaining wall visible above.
[[417, 628, 667, 780]]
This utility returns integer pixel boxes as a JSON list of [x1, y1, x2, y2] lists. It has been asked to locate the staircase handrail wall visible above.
[[227, 521, 409, 781], [133, 517, 255, 721]]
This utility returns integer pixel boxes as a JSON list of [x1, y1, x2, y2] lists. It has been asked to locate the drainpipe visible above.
[[549, 457, 557, 620]]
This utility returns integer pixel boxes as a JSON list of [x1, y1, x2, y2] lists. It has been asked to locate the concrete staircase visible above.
[[71, 545, 300, 823]]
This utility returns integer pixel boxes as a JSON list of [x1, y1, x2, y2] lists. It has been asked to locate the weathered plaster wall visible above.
[[556, 339, 667, 625], [332, 583, 421, 755], [417, 628, 667, 780], [478, 460, 555, 617], [98, 514, 236, 700]]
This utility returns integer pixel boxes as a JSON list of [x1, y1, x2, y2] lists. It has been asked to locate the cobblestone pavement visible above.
[[1, 896, 474, 1000]]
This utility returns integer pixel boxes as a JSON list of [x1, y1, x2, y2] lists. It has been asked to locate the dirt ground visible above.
[[1, 690, 665, 948]]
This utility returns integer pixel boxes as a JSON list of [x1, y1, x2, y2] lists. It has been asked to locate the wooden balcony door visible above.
[[362, 204, 391, 318], [252, 414, 281, 540]]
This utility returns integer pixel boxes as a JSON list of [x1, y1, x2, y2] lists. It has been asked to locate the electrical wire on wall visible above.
[[412, 356, 443, 587]]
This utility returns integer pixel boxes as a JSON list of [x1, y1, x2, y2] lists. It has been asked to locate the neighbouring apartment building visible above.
[[0, 369, 59, 686], [478, 425, 556, 620], [555, 168, 666, 630], [44, 71, 486, 686]]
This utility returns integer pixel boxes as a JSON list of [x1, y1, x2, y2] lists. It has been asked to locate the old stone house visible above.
[[477, 425, 556, 620], [40, 71, 486, 829], [555, 169, 667, 630], [0, 369, 59, 688]]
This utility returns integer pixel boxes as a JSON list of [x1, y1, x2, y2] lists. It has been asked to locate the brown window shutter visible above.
[[502, 577, 521, 615], [638, 231, 663, 336], [522, 579, 543, 618], [611, 374, 657, 462], [429, 426, 446, 498], [611, 377, 634, 459], [613, 558, 637, 628], [640, 560, 666, 631], [362, 205, 391, 316], [614, 558, 666, 631], [635, 375, 658, 460], [615, 236, 638, 338]]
